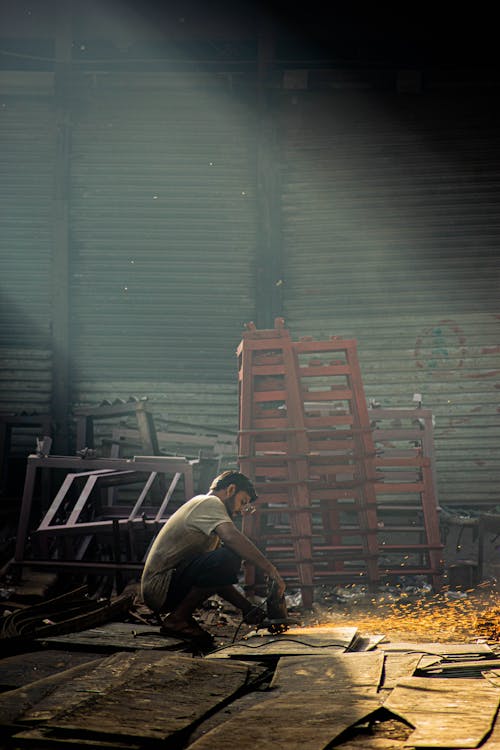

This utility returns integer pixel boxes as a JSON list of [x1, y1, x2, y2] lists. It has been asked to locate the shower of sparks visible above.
[[293, 584, 500, 642]]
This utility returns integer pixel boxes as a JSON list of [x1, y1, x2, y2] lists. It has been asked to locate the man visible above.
[[141, 470, 285, 645]]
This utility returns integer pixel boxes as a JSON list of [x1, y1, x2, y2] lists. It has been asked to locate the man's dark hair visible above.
[[209, 470, 257, 501]]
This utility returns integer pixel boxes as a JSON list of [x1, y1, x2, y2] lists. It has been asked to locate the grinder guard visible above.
[[264, 580, 292, 634]]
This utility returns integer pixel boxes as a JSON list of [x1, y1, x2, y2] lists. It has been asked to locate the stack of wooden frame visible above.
[[237, 320, 443, 607]]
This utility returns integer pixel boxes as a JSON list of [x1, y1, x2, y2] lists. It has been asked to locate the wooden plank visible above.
[[207, 627, 358, 659], [12, 726, 141, 749], [207, 643, 352, 660], [377, 641, 493, 656], [25, 647, 253, 728], [420, 658, 500, 675], [464, 715, 500, 750], [188, 691, 381, 750], [0, 659, 105, 728], [270, 652, 384, 691], [262, 626, 358, 647], [472, 673, 500, 749], [21, 652, 143, 724], [0, 649, 102, 691], [34, 653, 249, 744], [484, 669, 500, 687], [348, 634, 386, 651], [384, 676, 500, 748], [381, 653, 437, 689], [39, 621, 184, 652]]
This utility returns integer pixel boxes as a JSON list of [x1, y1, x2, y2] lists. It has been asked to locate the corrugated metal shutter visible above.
[[69, 74, 257, 429], [281, 88, 500, 510], [0, 80, 55, 413]]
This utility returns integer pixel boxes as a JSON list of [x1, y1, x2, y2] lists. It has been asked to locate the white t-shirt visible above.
[[140, 493, 232, 612]]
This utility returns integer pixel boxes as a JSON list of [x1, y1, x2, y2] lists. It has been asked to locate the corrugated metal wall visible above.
[[280, 87, 500, 510], [69, 74, 257, 428], [0, 75, 55, 413], [1, 72, 499, 509]]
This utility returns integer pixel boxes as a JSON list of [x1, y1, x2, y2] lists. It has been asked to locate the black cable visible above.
[[231, 619, 245, 644], [230, 600, 267, 644], [210, 637, 347, 654]]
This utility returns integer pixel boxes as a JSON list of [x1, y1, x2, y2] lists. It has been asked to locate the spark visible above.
[[295, 586, 500, 643]]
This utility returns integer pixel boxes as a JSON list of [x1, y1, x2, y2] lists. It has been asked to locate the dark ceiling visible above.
[[0, 1, 497, 72]]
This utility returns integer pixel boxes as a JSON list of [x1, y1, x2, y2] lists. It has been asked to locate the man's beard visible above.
[[226, 492, 237, 518]]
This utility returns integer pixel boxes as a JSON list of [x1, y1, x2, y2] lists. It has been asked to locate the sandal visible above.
[[160, 620, 214, 646]]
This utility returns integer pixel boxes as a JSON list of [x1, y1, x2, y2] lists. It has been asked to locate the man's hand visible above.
[[268, 566, 286, 598]]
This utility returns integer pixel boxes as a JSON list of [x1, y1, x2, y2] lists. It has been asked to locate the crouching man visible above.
[[140, 470, 285, 645]]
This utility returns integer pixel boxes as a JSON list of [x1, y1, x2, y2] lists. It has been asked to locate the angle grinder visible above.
[[260, 580, 299, 634]]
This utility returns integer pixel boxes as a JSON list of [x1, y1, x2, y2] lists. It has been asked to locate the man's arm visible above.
[[215, 521, 286, 596]]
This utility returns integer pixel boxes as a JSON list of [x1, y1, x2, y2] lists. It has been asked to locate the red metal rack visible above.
[[238, 320, 381, 606], [237, 320, 443, 607]]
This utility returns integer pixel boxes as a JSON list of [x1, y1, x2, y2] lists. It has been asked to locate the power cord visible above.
[[210, 635, 349, 655], [232, 600, 267, 643], [231, 619, 245, 644]]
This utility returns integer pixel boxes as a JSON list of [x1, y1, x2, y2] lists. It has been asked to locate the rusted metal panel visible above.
[[280, 88, 500, 510]]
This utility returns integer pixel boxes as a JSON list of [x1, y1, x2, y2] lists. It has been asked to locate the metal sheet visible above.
[[0, 91, 55, 413], [0, 348, 52, 413], [280, 89, 500, 509], [69, 76, 258, 403]]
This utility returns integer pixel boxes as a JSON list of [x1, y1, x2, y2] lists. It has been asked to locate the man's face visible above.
[[225, 486, 253, 517]]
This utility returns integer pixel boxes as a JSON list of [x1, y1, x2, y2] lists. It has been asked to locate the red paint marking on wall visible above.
[[414, 319, 468, 371], [481, 346, 500, 355], [448, 417, 471, 426]]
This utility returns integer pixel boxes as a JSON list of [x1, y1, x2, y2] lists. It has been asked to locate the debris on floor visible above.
[[0, 581, 500, 749]]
